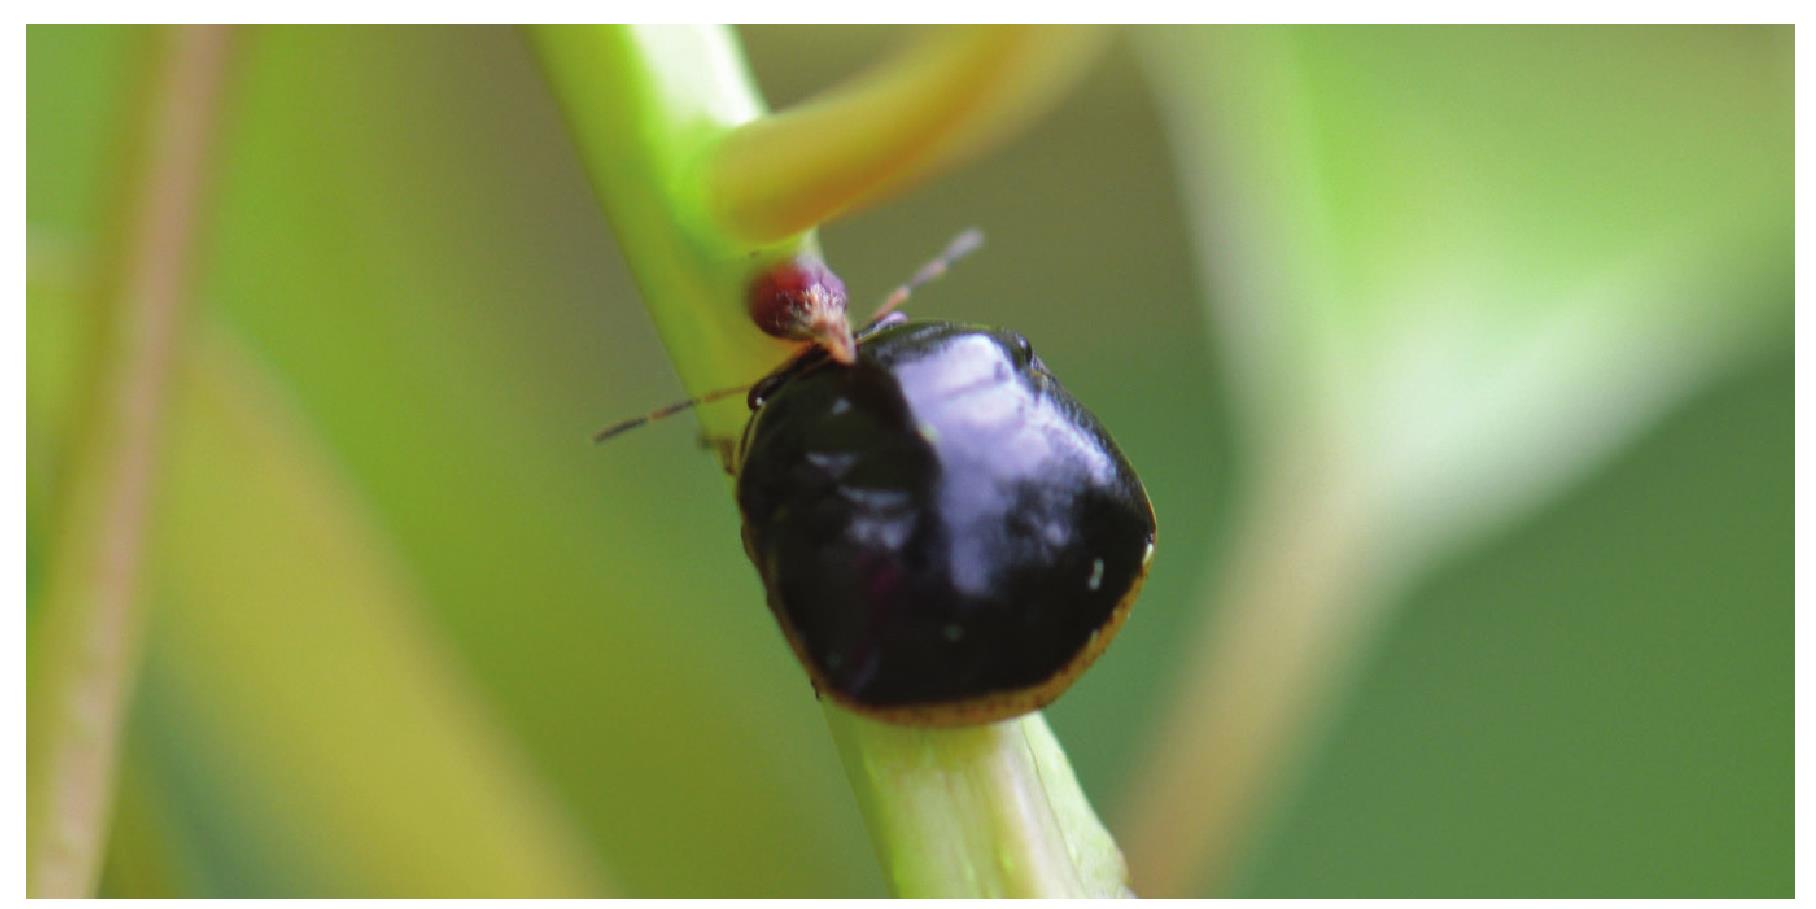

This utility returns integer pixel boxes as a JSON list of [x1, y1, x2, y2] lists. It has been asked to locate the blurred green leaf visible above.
[[1243, 351, 1792, 896], [30, 236, 610, 895], [1125, 25, 1791, 895], [1143, 25, 1790, 551], [145, 329, 610, 896]]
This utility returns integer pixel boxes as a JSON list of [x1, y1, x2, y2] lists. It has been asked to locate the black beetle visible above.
[[735, 315, 1156, 726]]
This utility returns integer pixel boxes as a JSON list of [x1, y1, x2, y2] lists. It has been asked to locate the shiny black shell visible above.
[[735, 320, 1156, 725]]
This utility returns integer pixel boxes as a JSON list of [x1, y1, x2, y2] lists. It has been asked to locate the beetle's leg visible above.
[[696, 433, 740, 475]]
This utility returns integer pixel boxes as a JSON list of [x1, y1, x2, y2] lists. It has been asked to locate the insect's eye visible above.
[[1011, 333, 1034, 366]]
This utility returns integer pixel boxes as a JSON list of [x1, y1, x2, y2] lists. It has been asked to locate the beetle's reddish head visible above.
[[748, 258, 856, 364]]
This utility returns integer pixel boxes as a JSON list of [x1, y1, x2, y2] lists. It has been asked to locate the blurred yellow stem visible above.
[[1120, 453, 1379, 896], [706, 26, 1107, 244], [26, 25, 235, 898]]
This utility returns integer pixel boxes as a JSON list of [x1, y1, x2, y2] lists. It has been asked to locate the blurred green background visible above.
[[26, 25, 1790, 897]]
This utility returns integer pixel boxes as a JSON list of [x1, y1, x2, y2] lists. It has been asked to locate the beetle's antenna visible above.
[[864, 228, 985, 327], [592, 382, 752, 444]]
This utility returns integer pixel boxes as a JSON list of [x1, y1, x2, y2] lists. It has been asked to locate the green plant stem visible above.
[[527, 23, 804, 420], [26, 25, 235, 898], [706, 26, 1107, 244], [527, 24, 1128, 897], [828, 706, 1129, 897]]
